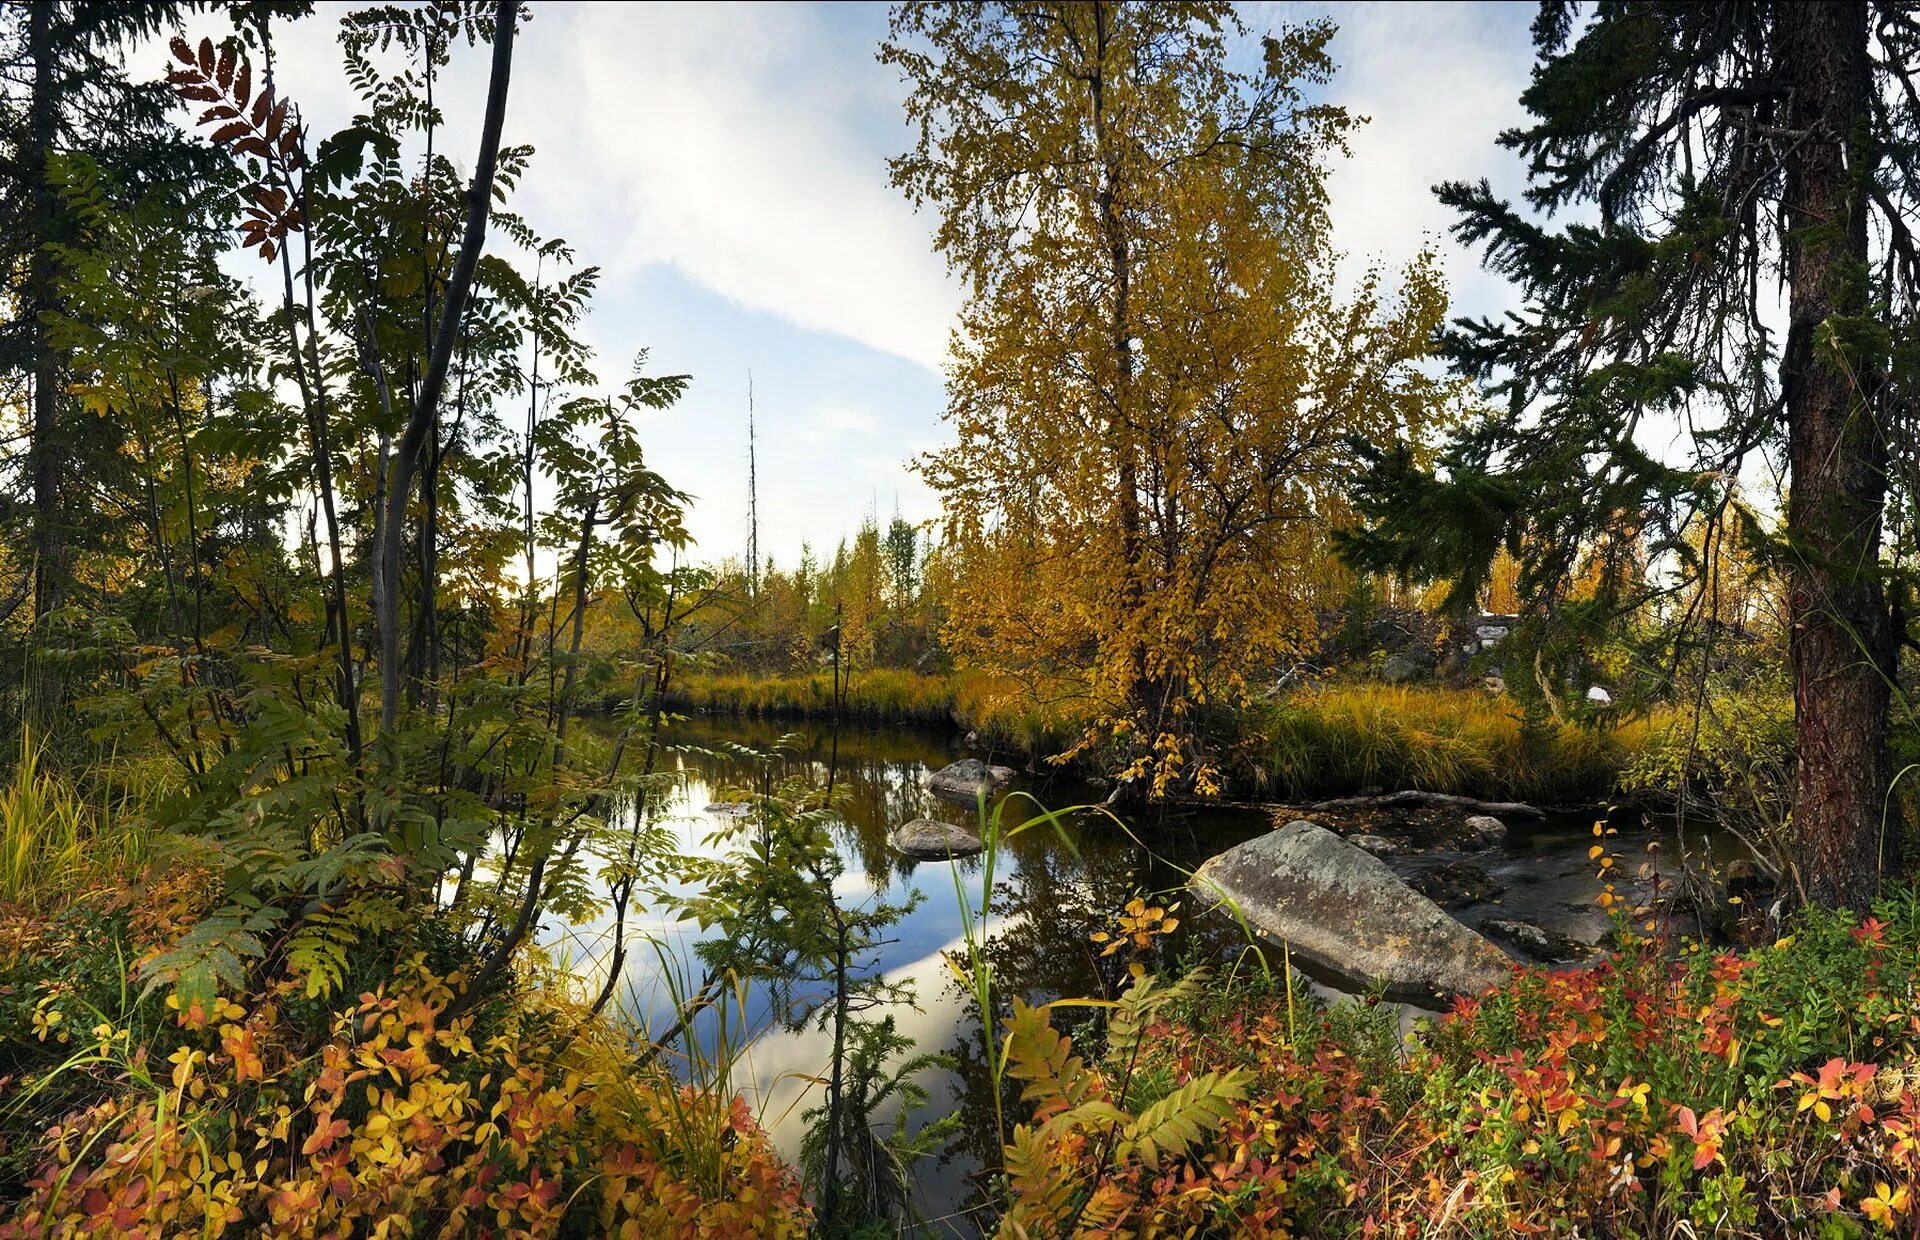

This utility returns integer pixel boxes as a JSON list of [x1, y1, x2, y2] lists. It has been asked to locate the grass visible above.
[[666, 669, 958, 725], [673, 671, 1655, 802], [0, 733, 155, 910], [1241, 683, 1655, 803]]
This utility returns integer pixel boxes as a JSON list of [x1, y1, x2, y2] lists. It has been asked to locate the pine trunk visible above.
[[1777, 0, 1898, 909], [27, 3, 64, 628]]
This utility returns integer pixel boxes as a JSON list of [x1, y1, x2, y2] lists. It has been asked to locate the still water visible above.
[[545, 715, 1677, 1235]]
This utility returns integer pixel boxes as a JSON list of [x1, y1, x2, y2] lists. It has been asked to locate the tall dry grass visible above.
[[666, 669, 957, 725], [1244, 684, 1651, 803], [0, 733, 160, 909]]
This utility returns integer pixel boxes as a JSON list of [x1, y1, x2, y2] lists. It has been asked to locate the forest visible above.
[[3, 1, 1920, 1236]]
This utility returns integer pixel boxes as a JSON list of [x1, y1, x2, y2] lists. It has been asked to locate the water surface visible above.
[[547, 715, 1704, 1235]]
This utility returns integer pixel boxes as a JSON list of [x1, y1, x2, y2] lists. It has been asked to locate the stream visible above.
[[546, 715, 1714, 1235]]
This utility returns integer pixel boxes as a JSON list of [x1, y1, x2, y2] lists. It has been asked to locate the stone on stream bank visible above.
[[927, 759, 1016, 804], [888, 819, 986, 860], [1190, 820, 1512, 1002], [1481, 918, 1593, 963]]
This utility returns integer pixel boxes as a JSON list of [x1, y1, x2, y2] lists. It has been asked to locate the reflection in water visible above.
[[546, 716, 1271, 1235], [549, 715, 1691, 1236]]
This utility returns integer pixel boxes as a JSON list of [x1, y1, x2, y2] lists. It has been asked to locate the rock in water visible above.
[[1460, 814, 1507, 847], [1481, 918, 1592, 964], [1347, 833, 1414, 857], [888, 819, 985, 859], [1190, 820, 1511, 1001], [926, 759, 1015, 804], [1409, 861, 1504, 910]]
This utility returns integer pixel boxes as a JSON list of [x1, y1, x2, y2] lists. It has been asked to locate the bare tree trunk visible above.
[[377, 0, 517, 733], [1778, 0, 1899, 909]]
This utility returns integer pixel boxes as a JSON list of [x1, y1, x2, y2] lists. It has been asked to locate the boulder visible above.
[[927, 758, 1015, 804], [1380, 654, 1421, 684], [1586, 685, 1613, 705], [1190, 820, 1511, 1001], [1481, 918, 1592, 963], [1410, 860, 1504, 910], [1460, 814, 1507, 848], [1348, 833, 1414, 857], [888, 818, 985, 860], [703, 801, 755, 818]]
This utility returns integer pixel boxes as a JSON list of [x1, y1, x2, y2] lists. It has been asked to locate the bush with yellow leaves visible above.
[[0, 901, 805, 1239]]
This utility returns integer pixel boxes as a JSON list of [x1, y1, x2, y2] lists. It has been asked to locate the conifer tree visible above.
[[1341, 1, 1920, 907], [0, 2, 222, 692]]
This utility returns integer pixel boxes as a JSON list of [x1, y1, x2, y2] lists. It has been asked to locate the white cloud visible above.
[[1241, 3, 1536, 320], [565, 3, 960, 373]]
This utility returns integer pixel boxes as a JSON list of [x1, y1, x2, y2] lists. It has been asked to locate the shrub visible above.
[[999, 889, 1920, 1237], [0, 882, 807, 1239]]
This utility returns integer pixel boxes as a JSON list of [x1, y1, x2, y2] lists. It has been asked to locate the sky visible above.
[[169, 1, 1543, 570]]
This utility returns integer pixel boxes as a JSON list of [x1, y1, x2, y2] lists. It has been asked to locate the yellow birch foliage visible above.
[[887, 2, 1455, 795]]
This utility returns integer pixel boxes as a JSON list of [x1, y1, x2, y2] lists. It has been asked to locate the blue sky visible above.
[[176, 1, 1543, 570]]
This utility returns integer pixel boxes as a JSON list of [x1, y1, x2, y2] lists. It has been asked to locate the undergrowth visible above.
[[0, 868, 805, 1238], [999, 889, 1920, 1237]]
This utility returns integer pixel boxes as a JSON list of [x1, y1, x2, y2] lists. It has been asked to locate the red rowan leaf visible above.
[[170, 36, 194, 64], [216, 44, 235, 89], [233, 60, 251, 107], [211, 122, 251, 146], [176, 84, 222, 103], [197, 37, 214, 74], [251, 89, 272, 129], [266, 99, 289, 143]]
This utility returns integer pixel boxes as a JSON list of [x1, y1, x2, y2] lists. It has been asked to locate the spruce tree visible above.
[[1341, 1, 1920, 908], [0, 2, 228, 703]]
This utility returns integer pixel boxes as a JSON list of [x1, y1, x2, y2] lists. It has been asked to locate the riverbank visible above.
[[5, 716, 1912, 1237], [664, 669, 1079, 758], [1015, 891, 1920, 1236], [667, 672, 1659, 804]]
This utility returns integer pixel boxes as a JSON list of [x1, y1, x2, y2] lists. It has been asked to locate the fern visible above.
[[1004, 997, 1101, 1114], [994, 981, 1253, 1238], [286, 893, 406, 999], [1105, 968, 1207, 1066], [139, 897, 284, 1015], [1117, 1069, 1251, 1170]]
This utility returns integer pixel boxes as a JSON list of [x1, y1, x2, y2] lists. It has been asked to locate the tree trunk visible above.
[[1086, 2, 1156, 777], [1777, 0, 1898, 909], [26, 2, 67, 698], [377, 0, 516, 733]]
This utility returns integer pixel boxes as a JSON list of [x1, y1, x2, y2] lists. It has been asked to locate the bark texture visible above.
[[1777, 0, 1898, 909]]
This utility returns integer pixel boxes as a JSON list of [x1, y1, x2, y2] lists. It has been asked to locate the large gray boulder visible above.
[[888, 819, 985, 860], [1190, 820, 1512, 1001], [926, 759, 1015, 805]]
